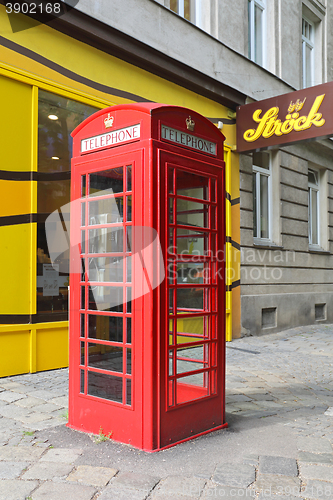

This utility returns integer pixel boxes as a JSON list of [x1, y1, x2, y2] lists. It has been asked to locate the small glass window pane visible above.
[[89, 198, 123, 225], [260, 174, 269, 239], [89, 168, 123, 196], [126, 166, 132, 192], [88, 315, 123, 343], [253, 152, 269, 169], [88, 257, 123, 283], [311, 189, 318, 245], [254, 5, 263, 65], [88, 286, 123, 312], [88, 343, 123, 372], [88, 371, 122, 403]]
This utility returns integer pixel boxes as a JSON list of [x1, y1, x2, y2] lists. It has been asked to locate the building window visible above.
[[248, 0, 265, 66], [308, 169, 319, 246], [253, 152, 270, 241], [302, 17, 314, 88], [37, 90, 98, 322], [168, 0, 203, 25]]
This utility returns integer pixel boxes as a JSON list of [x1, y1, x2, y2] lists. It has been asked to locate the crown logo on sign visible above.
[[288, 98, 306, 113], [186, 116, 195, 131], [104, 113, 114, 129]]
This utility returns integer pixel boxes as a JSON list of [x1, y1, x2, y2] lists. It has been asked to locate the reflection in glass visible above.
[[88, 257, 123, 283], [88, 343, 123, 372], [89, 227, 124, 254], [176, 228, 209, 256], [177, 288, 204, 310], [80, 370, 84, 393], [176, 171, 209, 200], [176, 315, 208, 342], [89, 168, 123, 196], [89, 197, 123, 224], [88, 371, 122, 403], [127, 348, 132, 374], [176, 199, 209, 229], [37, 90, 97, 321], [88, 286, 123, 312], [80, 314, 85, 337], [80, 342, 85, 365], [126, 196, 132, 221], [126, 257, 132, 282], [126, 166, 132, 192], [126, 379, 131, 405], [127, 317, 132, 344], [88, 315, 123, 343], [81, 203, 86, 226], [126, 288, 132, 313]]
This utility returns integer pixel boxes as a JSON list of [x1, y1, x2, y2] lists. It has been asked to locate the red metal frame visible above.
[[69, 103, 227, 451]]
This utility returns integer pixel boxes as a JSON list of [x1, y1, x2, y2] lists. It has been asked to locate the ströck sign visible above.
[[237, 81, 333, 152]]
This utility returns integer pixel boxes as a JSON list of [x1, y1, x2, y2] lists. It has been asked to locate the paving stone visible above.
[[40, 447, 83, 463], [225, 395, 253, 403], [22, 462, 74, 480], [0, 392, 26, 403], [212, 464, 255, 488], [111, 471, 160, 492], [259, 456, 298, 476], [31, 481, 96, 500], [48, 396, 68, 406], [258, 495, 302, 500], [66, 465, 118, 487], [152, 476, 205, 497], [0, 461, 29, 479], [14, 397, 45, 408], [243, 455, 259, 466], [0, 405, 32, 419], [301, 479, 333, 499], [297, 436, 333, 453], [0, 445, 45, 461], [298, 451, 333, 464], [253, 474, 301, 496], [30, 403, 64, 413], [99, 488, 150, 500], [16, 413, 52, 424], [0, 479, 38, 500], [299, 463, 333, 482], [202, 485, 256, 499]]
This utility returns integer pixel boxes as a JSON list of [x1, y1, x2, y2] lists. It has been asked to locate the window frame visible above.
[[252, 152, 271, 244], [248, 0, 266, 67], [302, 16, 315, 88], [308, 168, 320, 248]]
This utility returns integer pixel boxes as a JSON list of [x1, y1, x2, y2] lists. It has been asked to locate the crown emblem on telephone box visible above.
[[186, 116, 195, 131], [104, 113, 114, 129]]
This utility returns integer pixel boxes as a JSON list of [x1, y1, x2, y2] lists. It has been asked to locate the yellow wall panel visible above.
[[36, 327, 69, 372], [0, 330, 30, 377], [0, 75, 32, 171], [0, 180, 33, 217], [0, 224, 32, 314]]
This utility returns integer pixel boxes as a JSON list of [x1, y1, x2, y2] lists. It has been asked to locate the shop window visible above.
[[302, 17, 314, 88], [253, 151, 271, 242], [308, 169, 319, 247], [37, 90, 98, 322], [248, 0, 265, 66]]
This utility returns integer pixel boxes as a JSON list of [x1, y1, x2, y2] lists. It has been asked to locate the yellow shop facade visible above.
[[0, 5, 244, 377]]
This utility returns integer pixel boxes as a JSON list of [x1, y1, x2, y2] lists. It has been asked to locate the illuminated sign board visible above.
[[237, 81, 333, 152]]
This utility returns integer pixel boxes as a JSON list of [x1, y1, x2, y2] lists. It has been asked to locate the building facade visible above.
[[0, 0, 332, 376]]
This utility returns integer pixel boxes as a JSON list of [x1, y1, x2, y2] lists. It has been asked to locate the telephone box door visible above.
[[159, 152, 225, 448]]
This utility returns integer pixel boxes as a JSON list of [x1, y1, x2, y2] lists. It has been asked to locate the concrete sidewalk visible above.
[[1, 324, 333, 499]]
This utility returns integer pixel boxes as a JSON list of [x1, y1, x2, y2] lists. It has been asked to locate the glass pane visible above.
[[80, 370, 85, 393], [88, 343, 123, 372], [89, 197, 123, 224], [311, 189, 318, 245], [126, 196, 132, 222], [88, 257, 123, 283], [253, 173, 257, 237], [126, 166, 132, 192], [127, 288, 132, 313], [305, 44, 312, 87], [254, 5, 263, 65], [88, 315, 123, 343], [176, 373, 209, 404], [308, 170, 318, 185], [177, 199, 209, 229], [126, 379, 131, 406], [260, 175, 269, 238], [81, 287, 85, 310], [176, 315, 209, 343], [89, 228, 124, 253], [88, 286, 123, 312], [82, 175, 86, 197], [253, 152, 269, 169], [81, 203, 86, 226], [184, 0, 191, 20], [176, 228, 209, 256], [80, 314, 85, 338], [80, 342, 85, 365], [126, 348, 132, 374], [126, 227, 132, 252], [127, 256, 132, 282], [89, 168, 123, 196], [88, 371, 122, 403], [127, 317, 132, 344], [177, 263, 208, 284], [177, 171, 209, 200], [177, 289, 205, 310]]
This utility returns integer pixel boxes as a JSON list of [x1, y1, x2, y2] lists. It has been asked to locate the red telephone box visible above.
[[68, 103, 227, 451]]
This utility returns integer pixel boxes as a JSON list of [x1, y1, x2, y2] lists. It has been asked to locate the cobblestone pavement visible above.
[[1, 324, 333, 499]]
